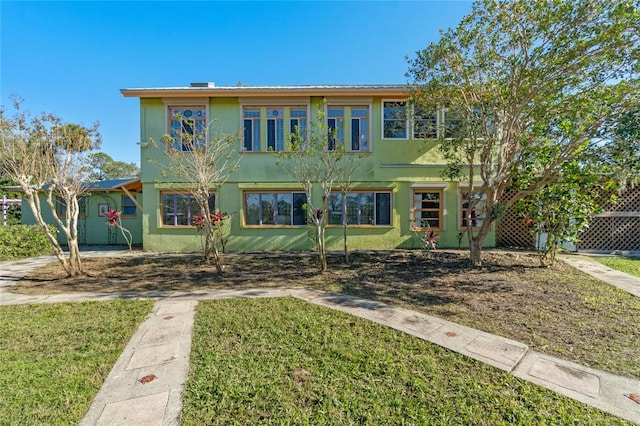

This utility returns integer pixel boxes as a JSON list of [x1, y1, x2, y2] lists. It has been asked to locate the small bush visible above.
[[0, 225, 56, 260]]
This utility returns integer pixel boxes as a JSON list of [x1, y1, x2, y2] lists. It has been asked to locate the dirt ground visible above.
[[12, 249, 640, 379]]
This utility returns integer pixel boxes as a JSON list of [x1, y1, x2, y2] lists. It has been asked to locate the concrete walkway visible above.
[[1, 251, 639, 425]]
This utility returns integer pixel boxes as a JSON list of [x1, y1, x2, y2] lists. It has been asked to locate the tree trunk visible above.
[[469, 238, 483, 267], [316, 222, 327, 272]]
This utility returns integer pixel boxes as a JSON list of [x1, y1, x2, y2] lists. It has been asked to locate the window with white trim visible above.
[[161, 192, 215, 227], [413, 106, 438, 139], [459, 189, 488, 229], [412, 189, 443, 230], [168, 106, 206, 152], [383, 101, 407, 139], [244, 191, 307, 226], [328, 191, 392, 226]]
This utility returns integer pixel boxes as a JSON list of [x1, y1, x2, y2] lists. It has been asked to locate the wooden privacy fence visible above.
[[495, 189, 536, 249], [496, 186, 640, 252]]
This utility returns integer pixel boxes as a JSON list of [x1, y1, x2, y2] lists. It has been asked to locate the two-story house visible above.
[[120, 83, 495, 253]]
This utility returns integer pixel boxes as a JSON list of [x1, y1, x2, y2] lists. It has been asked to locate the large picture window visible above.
[[169, 106, 206, 152], [161, 192, 215, 227], [328, 191, 392, 226], [244, 192, 307, 226], [412, 189, 443, 230]]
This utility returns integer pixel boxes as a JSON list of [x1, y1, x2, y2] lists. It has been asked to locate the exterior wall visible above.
[[21, 192, 143, 246], [138, 95, 496, 253]]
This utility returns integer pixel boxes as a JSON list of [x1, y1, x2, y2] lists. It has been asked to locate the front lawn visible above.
[[183, 298, 631, 425], [594, 256, 640, 278], [15, 251, 640, 380], [0, 300, 153, 425]]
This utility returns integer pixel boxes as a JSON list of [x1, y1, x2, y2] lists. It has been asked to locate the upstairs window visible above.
[[243, 108, 261, 151], [267, 108, 284, 151], [169, 107, 206, 152], [383, 101, 407, 139], [413, 106, 438, 139], [350, 107, 369, 151], [328, 191, 392, 226], [289, 108, 307, 142], [327, 107, 344, 151]]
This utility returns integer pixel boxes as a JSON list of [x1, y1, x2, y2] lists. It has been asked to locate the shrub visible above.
[[0, 225, 56, 260]]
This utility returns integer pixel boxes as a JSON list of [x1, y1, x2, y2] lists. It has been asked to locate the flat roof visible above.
[[121, 84, 409, 98]]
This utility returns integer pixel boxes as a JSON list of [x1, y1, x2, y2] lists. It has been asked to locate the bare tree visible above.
[[278, 107, 359, 271], [147, 118, 242, 273], [0, 98, 101, 277]]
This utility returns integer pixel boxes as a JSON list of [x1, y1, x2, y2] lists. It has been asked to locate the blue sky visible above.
[[1, 1, 472, 166]]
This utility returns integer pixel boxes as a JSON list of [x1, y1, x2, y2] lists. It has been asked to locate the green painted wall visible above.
[[138, 96, 495, 253], [21, 192, 143, 246]]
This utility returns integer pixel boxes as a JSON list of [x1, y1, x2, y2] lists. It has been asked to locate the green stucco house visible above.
[[120, 83, 495, 253]]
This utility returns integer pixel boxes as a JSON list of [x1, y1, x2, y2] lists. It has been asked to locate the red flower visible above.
[[105, 210, 120, 227]]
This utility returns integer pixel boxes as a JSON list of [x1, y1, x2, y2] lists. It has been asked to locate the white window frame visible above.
[[382, 99, 408, 140]]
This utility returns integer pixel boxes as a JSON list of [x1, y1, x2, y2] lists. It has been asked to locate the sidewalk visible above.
[[1, 251, 639, 425]]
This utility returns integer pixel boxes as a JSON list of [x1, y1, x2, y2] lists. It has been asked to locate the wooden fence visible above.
[[496, 186, 640, 252]]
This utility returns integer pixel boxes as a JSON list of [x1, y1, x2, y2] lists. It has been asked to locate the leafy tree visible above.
[[278, 107, 359, 272], [0, 97, 101, 277], [407, 0, 639, 266], [148, 119, 242, 274], [87, 152, 139, 181]]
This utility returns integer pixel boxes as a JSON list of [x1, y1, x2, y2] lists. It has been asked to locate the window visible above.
[[122, 195, 137, 217], [444, 108, 463, 139], [459, 189, 488, 229], [383, 101, 407, 139], [267, 108, 284, 151], [169, 107, 206, 151], [350, 107, 369, 151], [327, 107, 344, 150], [328, 191, 392, 226], [244, 192, 307, 226], [243, 108, 261, 151], [413, 106, 437, 139], [56, 196, 86, 218], [161, 192, 215, 227], [412, 189, 443, 230], [289, 108, 307, 142]]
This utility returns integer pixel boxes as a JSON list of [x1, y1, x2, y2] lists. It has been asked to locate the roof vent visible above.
[[190, 82, 215, 88]]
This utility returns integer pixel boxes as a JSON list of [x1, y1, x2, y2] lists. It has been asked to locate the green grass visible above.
[[183, 298, 630, 425], [0, 300, 153, 425], [594, 256, 640, 278]]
